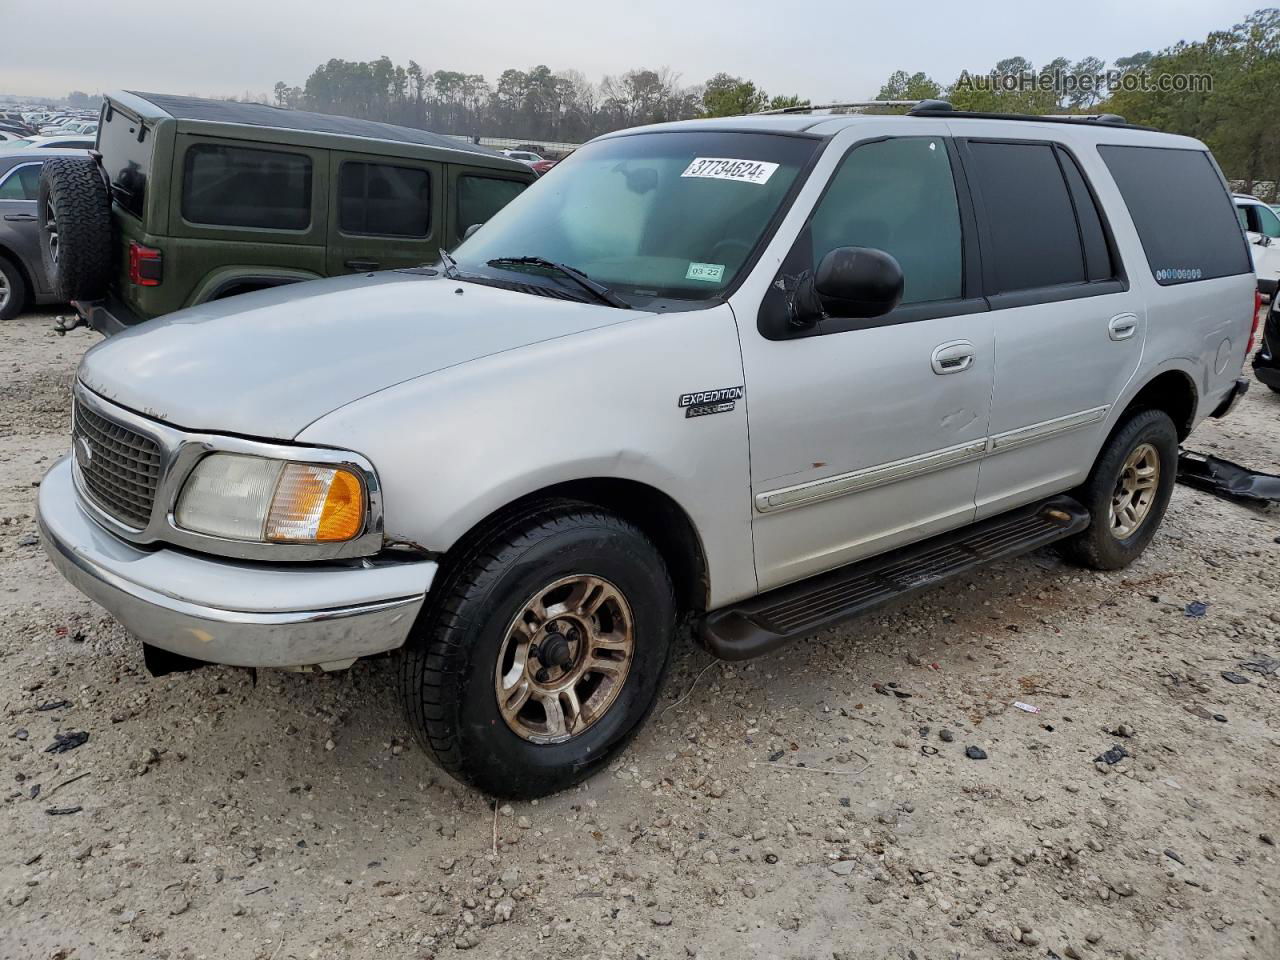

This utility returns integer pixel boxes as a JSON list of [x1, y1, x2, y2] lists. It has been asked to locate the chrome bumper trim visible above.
[[39, 457, 433, 668]]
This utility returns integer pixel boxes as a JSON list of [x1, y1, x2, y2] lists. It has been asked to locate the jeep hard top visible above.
[[40, 103, 1256, 799], [39, 91, 534, 334]]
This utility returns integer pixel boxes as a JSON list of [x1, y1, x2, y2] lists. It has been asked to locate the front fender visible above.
[[297, 304, 759, 608]]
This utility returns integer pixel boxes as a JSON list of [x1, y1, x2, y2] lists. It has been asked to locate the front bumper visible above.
[[38, 457, 435, 668]]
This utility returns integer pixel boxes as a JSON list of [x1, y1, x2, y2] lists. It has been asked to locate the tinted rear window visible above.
[[457, 176, 526, 232], [339, 161, 431, 237], [182, 144, 312, 231], [1098, 145, 1250, 284], [966, 140, 1084, 293], [98, 104, 150, 219]]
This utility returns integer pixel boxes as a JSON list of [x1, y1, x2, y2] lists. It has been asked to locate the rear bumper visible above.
[[1210, 378, 1250, 419], [38, 457, 434, 668], [73, 294, 141, 337]]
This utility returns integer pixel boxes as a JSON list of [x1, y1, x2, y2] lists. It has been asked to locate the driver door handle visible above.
[[931, 340, 975, 375], [3, 214, 36, 222], [1108, 313, 1138, 341]]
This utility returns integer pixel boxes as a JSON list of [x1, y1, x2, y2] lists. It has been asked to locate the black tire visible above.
[[0, 254, 27, 320], [38, 157, 112, 302], [400, 500, 676, 799], [1060, 409, 1178, 570]]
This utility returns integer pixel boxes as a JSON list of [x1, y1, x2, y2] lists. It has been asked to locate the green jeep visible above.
[[40, 91, 535, 335]]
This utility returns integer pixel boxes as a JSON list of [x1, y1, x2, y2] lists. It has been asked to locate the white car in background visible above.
[[1235, 194, 1280, 298], [25, 133, 96, 150], [502, 149, 544, 166]]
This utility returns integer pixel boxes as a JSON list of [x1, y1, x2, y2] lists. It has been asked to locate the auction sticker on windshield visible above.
[[686, 262, 725, 283], [681, 158, 779, 185]]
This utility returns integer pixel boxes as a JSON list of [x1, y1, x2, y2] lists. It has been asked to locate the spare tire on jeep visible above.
[[39, 157, 113, 302]]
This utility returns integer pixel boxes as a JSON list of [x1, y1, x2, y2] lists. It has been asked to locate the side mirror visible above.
[[1256, 234, 1273, 248], [462, 222, 483, 241], [789, 246, 904, 328]]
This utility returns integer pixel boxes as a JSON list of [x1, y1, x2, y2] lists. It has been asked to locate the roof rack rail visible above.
[[908, 101, 1151, 130], [753, 100, 923, 116]]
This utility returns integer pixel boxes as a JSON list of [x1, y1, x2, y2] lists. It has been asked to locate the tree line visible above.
[[272, 62, 807, 145], [268, 7, 1277, 192], [867, 8, 1280, 195]]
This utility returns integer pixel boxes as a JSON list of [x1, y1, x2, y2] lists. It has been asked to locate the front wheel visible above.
[[1060, 408, 1178, 570], [400, 501, 675, 798]]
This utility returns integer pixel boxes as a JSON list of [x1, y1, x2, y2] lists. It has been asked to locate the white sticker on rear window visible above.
[[686, 262, 725, 283], [681, 158, 779, 185]]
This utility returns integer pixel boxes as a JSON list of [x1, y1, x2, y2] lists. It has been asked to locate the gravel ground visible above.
[[1, 307, 1277, 960]]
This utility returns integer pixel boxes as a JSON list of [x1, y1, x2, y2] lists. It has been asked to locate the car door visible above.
[[737, 130, 995, 592], [0, 159, 50, 297], [326, 151, 443, 275], [954, 132, 1146, 518]]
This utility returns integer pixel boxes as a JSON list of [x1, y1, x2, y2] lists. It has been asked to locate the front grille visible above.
[[73, 398, 162, 529]]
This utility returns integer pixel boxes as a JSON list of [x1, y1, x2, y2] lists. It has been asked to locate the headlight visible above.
[[175, 453, 366, 543]]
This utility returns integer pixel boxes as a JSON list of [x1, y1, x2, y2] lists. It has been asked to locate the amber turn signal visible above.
[[265, 464, 365, 543]]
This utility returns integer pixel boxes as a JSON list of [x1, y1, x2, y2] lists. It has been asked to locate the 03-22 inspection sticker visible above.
[[681, 157, 779, 185]]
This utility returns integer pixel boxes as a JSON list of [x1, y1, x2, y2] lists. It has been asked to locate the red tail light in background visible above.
[[128, 241, 163, 287]]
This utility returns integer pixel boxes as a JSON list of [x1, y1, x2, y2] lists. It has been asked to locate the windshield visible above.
[[452, 131, 820, 305]]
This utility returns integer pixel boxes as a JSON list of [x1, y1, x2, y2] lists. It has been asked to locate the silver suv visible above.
[[38, 105, 1255, 798]]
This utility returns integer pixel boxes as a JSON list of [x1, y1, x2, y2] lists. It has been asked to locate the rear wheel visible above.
[[1061, 409, 1178, 570], [400, 501, 675, 798], [0, 255, 27, 320]]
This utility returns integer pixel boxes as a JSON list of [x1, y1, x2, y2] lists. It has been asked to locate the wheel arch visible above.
[[1116, 368, 1198, 441], [187, 267, 319, 306], [435, 477, 711, 618]]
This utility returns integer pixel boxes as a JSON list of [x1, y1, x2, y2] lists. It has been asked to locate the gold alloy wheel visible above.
[[494, 574, 635, 744], [1109, 442, 1160, 539]]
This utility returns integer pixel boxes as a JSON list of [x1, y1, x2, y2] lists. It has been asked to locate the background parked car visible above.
[[501, 149, 544, 165], [529, 158, 559, 176], [42, 90, 535, 335], [27, 134, 97, 150], [1235, 193, 1280, 296], [0, 148, 89, 319]]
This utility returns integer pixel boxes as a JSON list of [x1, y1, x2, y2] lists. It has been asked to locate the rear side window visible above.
[[809, 137, 963, 304], [1098, 145, 1250, 284], [0, 163, 41, 200], [1057, 149, 1116, 282], [182, 144, 312, 231], [457, 176, 526, 232], [966, 141, 1085, 292], [339, 161, 431, 237]]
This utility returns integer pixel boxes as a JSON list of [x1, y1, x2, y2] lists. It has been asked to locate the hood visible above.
[[79, 271, 634, 439]]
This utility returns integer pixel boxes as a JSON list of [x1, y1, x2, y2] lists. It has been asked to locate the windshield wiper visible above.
[[486, 256, 631, 309], [438, 248, 461, 280]]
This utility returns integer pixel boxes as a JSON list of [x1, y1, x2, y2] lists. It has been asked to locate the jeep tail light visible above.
[[128, 241, 162, 287], [1249, 290, 1263, 347]]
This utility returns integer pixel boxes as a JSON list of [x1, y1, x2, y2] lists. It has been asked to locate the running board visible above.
[[701, 495, 1090, 660]]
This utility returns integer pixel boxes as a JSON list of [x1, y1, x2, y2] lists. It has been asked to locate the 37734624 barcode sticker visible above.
[[681, 157, 779, 185]]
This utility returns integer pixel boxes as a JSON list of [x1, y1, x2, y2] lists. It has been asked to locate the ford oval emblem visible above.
[[75, 436, 93, 470]]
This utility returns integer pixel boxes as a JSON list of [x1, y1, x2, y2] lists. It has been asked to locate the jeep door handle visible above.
[[931, 340, 976, 375], [344, 259, 380, 272], [3, 213, 36, 222], [1108, 313, 1138, 341]]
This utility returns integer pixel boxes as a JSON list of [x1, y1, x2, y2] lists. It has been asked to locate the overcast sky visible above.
[[0, 0, 1260, 102]]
